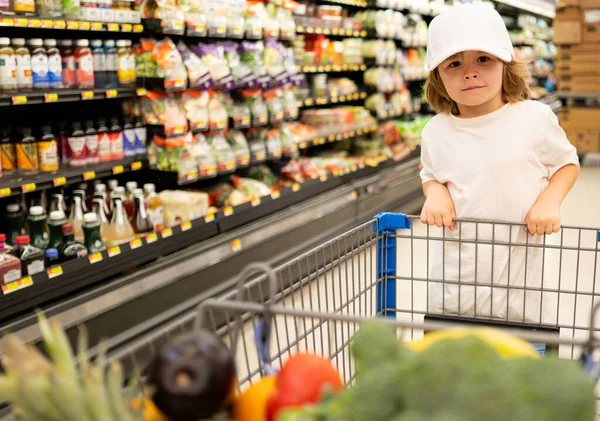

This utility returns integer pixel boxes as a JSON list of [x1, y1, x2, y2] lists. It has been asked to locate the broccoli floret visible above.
[[351, 321, 411, 376]]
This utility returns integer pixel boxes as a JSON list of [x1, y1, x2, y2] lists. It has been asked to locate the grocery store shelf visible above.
[[297, 91, 367, 107], [0, 16, 143, 32], [492, 0, 555, 18], [0, 157, 146, 198], [318, 0, 368, 8], [0, 87, 138, 107], [373, 109, 408, 120], [295, 25, 367, 37], [296, 63, 367, 73], [555, 92, 600, 100], [297, 123, 379, 150]]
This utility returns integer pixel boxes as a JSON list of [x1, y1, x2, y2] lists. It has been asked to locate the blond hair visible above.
[[424, 60, 532, 115]]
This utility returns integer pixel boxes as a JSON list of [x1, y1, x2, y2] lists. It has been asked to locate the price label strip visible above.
[[129, 238, 143, 250], [88, 252, 103, 264], [107, 246, 121, 257], [2, 276, 33, 295], [161, 228, 173, 238], [204, 213, 215, 223], [47, 265, 63, 279], [180, 221, 192, 231]]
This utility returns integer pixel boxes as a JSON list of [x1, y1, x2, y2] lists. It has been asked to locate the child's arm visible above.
[[421, 180, 456, 229], [525, 164, 579, 235]]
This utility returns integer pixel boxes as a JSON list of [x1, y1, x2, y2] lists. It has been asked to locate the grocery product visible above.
[[0, 246, 21, 284], [158, 190, 209, 227], [0, 233, 11, 253], [234, 376, 276, 421], [0, 38, 17, 91], [44, 39, 63, 88], [47, 210, 67, 249], [38, 125, 59, 172], [104, 39, 118, 88], [0, 127, 16, 174], [58, 223, 87, 262], [9, 235, 45, 276], [91, 39, 107, 88], [29, 38, 49, 89], [58, 39, 75, 88], [107, 196, 136, 245], [45, 247, 60, 267], [16, 127, 39, 175], [28, 206, 49, 250], [83, 212, 106, 253], [97, 118, 112, 162], [92, 197, 110, 243], [68, 121, 87, 167], [5, 203, 24, 246], [109, 117, 125, 160], [132, 193, 153, 236], [122, 118, 136, 157], [68, 194, 85, 242], [13, 38, 32, 91], [74, 39, 94, 89], [143, 183, 164, 231]]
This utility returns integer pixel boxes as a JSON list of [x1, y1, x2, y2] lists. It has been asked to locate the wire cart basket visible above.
[[108, 212, 600, 394]]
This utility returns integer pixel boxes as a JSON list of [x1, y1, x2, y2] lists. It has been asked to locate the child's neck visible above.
[[456, 94, 506, 119]]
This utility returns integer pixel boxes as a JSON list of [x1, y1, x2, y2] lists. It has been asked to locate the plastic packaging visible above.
[[1, 127, 17, 174], [68, 121, 88, 167], [74, 39, 94, 89], [96, 118, 111, 162], [0, 248, 22, 284], [83, 212, 106, 253], [38, 125, 59, 172], [0, 38, 17, 91], [91, 39, 107, 88], [28, 39, 49, 89], [45, 248, 60, 267], [143, 183, 164, 231], [28, 206, 49, 250], [58, 224, 87, 263], [17, 127, 39, 175], [151, 37, 186, 90], [122, 118, 136, 157], [109, 117, 124, 160], [107, 196, 135, 246], [68, 194, 85, 242], [58, 40, 75, 88], [9, 235, 44, 276], [132, 193, 153, 236], [104, 40, 118, 88], [134, 118, 147, 155], [92, 198, 110, 243], [47, 210, 67, 249], [5, 204, 24, 246], [158, 190, 209, 227], [44, 39, 63, 88], [12, 39, 32, 91]]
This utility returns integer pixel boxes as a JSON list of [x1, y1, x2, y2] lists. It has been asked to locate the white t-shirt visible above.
[[420, 100, 579, 324]]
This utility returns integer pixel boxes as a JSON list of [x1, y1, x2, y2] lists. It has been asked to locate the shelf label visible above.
[[79, 21, 91, 30], [320, 174, 328, 182], [66, 20, 79, 29], [223, 206, 234, 217], [121, 23, 132, 31], [255, 151, 265, 161], [204, 213, 215, 223], [231, 238, 242, 252], [251, 197, 261, 207], [12, 95, 27, 104], [328, 135, 335, 142], [146, 232, 158, 243], [106, 89, 118, 98], [112, 165, 124, 174], [28, 18, 41, 27], [129, 238, 143, 249], [47, 265, 63, 279], [299, 141, 308, 149], [44, 92, 58, 102], [226, 161, 235, 171], [91, 21, 103, 30], [41, 19, 53, 28], [107, 246, 121, 257], [180, 221, 192, 231], [133, 24, 144, 32], [0, 187, 11, 197], [21, 183, 36, 192], [88, 252, 103, 264], [83, 171, 96, 180], [136, 87, 147, 96], [14, 17, 27, 26], [131, 161, 142, 171], [292, 183, 301, 192], [81, 91, 94, 100], [1, 17, 14, 25], [107, 22, 119, 31], [161, 228, 173, 238], [2, 276, 33, 295], [339, 95, 346, 102], [304, 98, 313, 106], [271, 190, 281, 200]]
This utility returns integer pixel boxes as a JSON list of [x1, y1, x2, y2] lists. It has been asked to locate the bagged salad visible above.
[[246, 128, 267, 162], [248, 164, 279, 188], [190, 132, 218, 177], [264, 90, 284, 124], [243, 90, 269, 126], [232, 175, 272, 199], [177, 41, 215, 90], [193, 43, 236, 91], [264, 128, 282, 159], [209, 131, 236, 172], [142, 92, 188, 135], [181, 90, 209, 131], [208, 93, 229, 130], [226, 130, 251, 166], [149, 132, 196, 177], [152, 38, 187, 90]]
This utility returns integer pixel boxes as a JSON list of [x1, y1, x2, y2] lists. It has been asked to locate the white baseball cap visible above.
[[426, 4, 514, 71]]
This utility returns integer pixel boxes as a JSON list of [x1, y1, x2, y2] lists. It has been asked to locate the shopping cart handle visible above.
[[373, 212, 411, 232]]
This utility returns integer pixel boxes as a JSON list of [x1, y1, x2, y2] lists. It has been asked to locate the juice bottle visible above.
[[0, 233, 12, 254], [134, 117, 147, 155], [125, 40, 136, 85], [122, 118, 135, 157], [45, 248, 60, 267], [58, 224, 87, 262], [107, 196, 135, 246], [1, 127, 16, 175], [49, 193, 67, 214], [44, 39, 63, 89], [68, 121, 87, 167], [57, 121, 69, 166], [124, 181, 137, 218], [143, 183, 164, 231], [96, 118, 111, 162], [5, 203, 24, 245], [84, 120, 99, 165], [16, 127, 39, 175], [73, 189, 89, 213], [67, 194, 85, 242], [12, 38, 32, 91], [59, 40, 76, 89], [91, 40, 107, 88], [28, 39, 49, 90], [9, 235, 45, 276], [94, 184, 111, 217], [0, 245, 21, 284], [109, 117, 124, 160], [74, 39, 94, 89], [104, 40, 118, 88], [28, 206, 49, 250], [116, 40, 129, 86], [47, 210, 66, 249], [92, 197, 110, 243], [0, 38, 17, 92], [83, 212, 106, 253], [132, 192, 153, 236], [37, 125, 59, 173]]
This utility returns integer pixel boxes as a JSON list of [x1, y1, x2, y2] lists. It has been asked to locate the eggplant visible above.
[[148, 330, 236, 421]]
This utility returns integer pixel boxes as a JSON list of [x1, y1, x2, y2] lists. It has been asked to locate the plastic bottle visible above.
[[122, 118, 135, 158], [67, 194, 85, 242], [124, 181, 137, 218], [9, 235, 44, 276], [107, 196, 135, 246], [91, 40, 107, 89], [44, 39, 63, 89], [116, 40, 129, 86], [74, 39, 94, 89], [83, 212, 106, 253], [47, 210, 66, 249], [5, 203, 24, 246], [94, 184, 111, 217], [108, 117, 124, 160], [59, 40, 76, 89], [12, 39, 32, 91], [45, 248, 60, 267], [73, 189, 89, 213], [56, 121, 69, 166], [84, 120, 99, 165], [92, 197, 110, 243], [134, 117, 147, 155], [0, 233, 11, 254], [143, 183, 164, 231], [0, 38, 17, 92], [125, 40, 136, 85], [58, 224, 87, 263], [132, 192, 153, 236], [68, 121, 87, 167], [0, 245, 21, 284], [38, 125, 59, 173], [95, 118, 111, 163], [27, 206, 49, 250], [16, 127, 38, 175], [1, 127, 16, 175], [28, 39, 49, 90], [104, 40, 118, 88]]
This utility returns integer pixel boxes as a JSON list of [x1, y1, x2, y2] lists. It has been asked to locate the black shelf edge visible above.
[[0, 87, 138, 107], [295, 63, 367, 73], [297, 123, 379, 150], [298, 91, 367, 108], [0, 17, 143, 33], [295, 25, 367, 38]]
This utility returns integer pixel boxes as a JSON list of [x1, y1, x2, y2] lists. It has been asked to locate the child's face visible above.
[[438, 50, 504, 115]]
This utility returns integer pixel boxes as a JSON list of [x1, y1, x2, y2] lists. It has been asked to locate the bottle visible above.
[[0, 38, 17, 92], [5, 203, 24, 246], [109, 117, 124, 160], [49, 193, 67, 214], [107, 196, 135, 246], [125, 40, 136, 85], [104, 40, 118, 88], [47, 210, 66, 249], [59, 40, 76, 89], [92, 197, 110, 243], [67, 194, 85, 242], [0, 233, 13, 254], [134, 118, 147, 155], [116, 40, 129, 86], [12, 38, 32, 92], [94, 184, 111, 218], [44, 39, 63, 89], [28, 206, 49, 250], [124, 181, 137, 218], [143, 183, 164, 231], [58, 224, 87, 263], [83, 212, 106, 253], [0, 245, 21, 284], [91, 40, 106, 89], [16, 127, 38, 175], [73, 189, 89, 213], [38, 125, 59, 173], [9, 235, 44, 276], [28, 39, 49, 90], [45, 248, 60, 267], [122, 118, 136, 158], [68, 121, 87, 167], [74, 39, 94, 89], [1, 127, 16, 175], [84, 120, 99, 165], [96, 118, 111, 162], [132, 192, 153, 236], [57, 121, 69, 166]]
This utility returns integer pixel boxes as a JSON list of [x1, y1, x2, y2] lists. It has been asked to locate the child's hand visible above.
[[525, 193, 561, 235], [421, 182, 456, 229]]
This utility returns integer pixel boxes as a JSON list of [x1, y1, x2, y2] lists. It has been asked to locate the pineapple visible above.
[[0, 311, 145, 421]]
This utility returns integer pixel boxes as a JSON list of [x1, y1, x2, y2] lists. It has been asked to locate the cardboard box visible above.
[[555, 21, 583, 44], [581, 0, 600, 8], [561, 0, 580, 6], [558, 75, 600, 91], [556, 6, 583, 19], [560, 107, 600, 129], [580, 130, 600, 152], [555, 61, 600, 76], [557, 44, 600, 61]]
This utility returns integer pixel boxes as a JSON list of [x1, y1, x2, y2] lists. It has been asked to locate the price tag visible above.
[[79, 21, 91, 30], [53, 176, 66, 186], [299, 141, 308, 149], [81, 91, 94, 100], [12, 95, 27, 104], [306, 26, 314, 33], [121, 23, 132, 31], [44, 93, 58, 102], [180, 221, 192, 231], [129, 238, 143, 249], [131, 161, 142, 171], [328, 135, 335, 142], [161, 228, 173, 238], [226, 161, 235, 171], [320, 174, 328, 182], [223, 206, 234, 217], [28, 18, 41, 27], [112, 165, 124, 174], [106, 89, 118, 98], [15, 17, 27, 26], [231, 238, 242, 253], [88, 252, 103, 264], [339, 95, 346, 102], [271, 190, 281, 200], [146, 232, 158, 244], [21, 183, 36, 192], [133, 23, 144, 32], [255, 151, 266, 161], [91, 21, 103, 30], [136, 87, 147, 96], [83, 171, 96, 180], [360, 30, 367, 37], [204, 213, 215, 223], [107, 22, 119, 31], [42, 19, 53, 28], [2, 276, 33, 295], [315, 27, 322, 34], [292, 183, 301, 192], [0, 188, 11, 197], [66, 20, 79, 29], [360, 92, 367, 99], [107, 246, 121, 257], [323, 28, 330, 35], [47, 265, 63, 279], [1, 17, 14, 25], [251, 197, 261, 207]]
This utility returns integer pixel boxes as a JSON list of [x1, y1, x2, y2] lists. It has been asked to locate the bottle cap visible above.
[[113, 186, 126, 196], [83, 213, 97, 223], [71, 121, 82, 131], [133, 188, 144, 197], [94, 183, 107, 194], [41, 125, 53, 135], [44, 39, 57, 47], [45, 248, 59, 258], [104, 40, 115, 47], [85, 120, 96, 130], [116, 40, 127, 47], [15, 235, 30, 245], [0, 233, 6, 242], [97, 118, 107, 127], [58, 39, 73, 47], [143, 183, 156, 194], [91, 39, 103, 47], [21, 127, 32, 137], [126, 181, 138, 192], [76, 39, 89, 47], [107, 179, 119, 190], [0, 37, 11, 45], [11, 38, 25, 46], [62, 224, 74, 234], [1, 126, 11, 138], [50, 210, 66, 220], [29, 206, 44, 216], [28, 38, 43, 47], [6, 203, 19, 212]]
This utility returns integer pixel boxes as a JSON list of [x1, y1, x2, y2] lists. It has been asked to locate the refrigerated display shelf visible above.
[[297, 91, 367, 107], [0, 87, 139, 107], [296, 63, 367, 73], [0, 157, 146, 198], [318, 0, 368, 7], [297, 123, 379, 150], [0, 16, 143, 32], [295, 25, 367, 37]]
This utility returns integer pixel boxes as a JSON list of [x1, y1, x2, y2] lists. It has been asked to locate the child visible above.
[[420, 4, 580, 323]]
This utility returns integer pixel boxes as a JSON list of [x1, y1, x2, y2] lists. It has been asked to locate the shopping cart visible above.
[[108, 212, 600, 391]]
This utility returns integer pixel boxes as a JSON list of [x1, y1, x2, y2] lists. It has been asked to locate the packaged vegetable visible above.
[[247, 129, 267, 162], [228, 14, 245, 38], [227, 130, 251, 166], [152, 38, 187, 90], [191, 133, 218, 177], [177, 42, 215, 90], [265, 90, 284, 124], [208, 14, 228, 37], [144, 92, 188, 134], [232, 102, 251, 129], [279, 123, 298, 156], [232, 175, 272, 199], [194, 43, 236, 91], [208, 182, 235, 207], [264, 39, 286, 81], [282, 90, 299, 121], [136, 39, 158, 78], [208, 93, 229, 130], [244, 14, 264, 39], [243, 90, 269, 126], [248, 164, 279, 187], [149, 132, 196, 176], [159, 190, 209, 227], [265, 128, 282, 159], [209, 132, 236, 172], [181, 90, 209, 131]]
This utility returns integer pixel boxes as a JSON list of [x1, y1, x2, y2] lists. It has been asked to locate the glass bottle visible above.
[[49, 193, 67, 214], [4, 203, 24, 246], [13, 38, 32, 92], [134, 117, 147, 155], [0, 245, 21, 284], [73, 189, 89, 213], [58, 224, 87, 262], [9, 235, 45, 276], [124, 181, 137, 218], [28, 206, 49, 250], [44, 39, 63, 89], [74, 39, 94, 89], [16, 127, 38, 175], [107, 196, 135, 246], [116, 40, 129, 86], [96, 118, 111, 163], [84, 120, 99, 165], [143, 183, 164, 231], [67, 121, 87, 167], [83, 212, 106, 253], [104, 40, 118, 88], [91, 40, 107, 89], [37, 125, 59, 173], [109, 117, 124, 160], [122, 118, 135, 158], [92, 198, 110, 243], [125, 40, 136, 85], [132, 192, 153, 236], [47, 210, 66, 249], [1, 127, 16, 175], [67, 194, 85, 242], [0, 38, 17, 93]]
